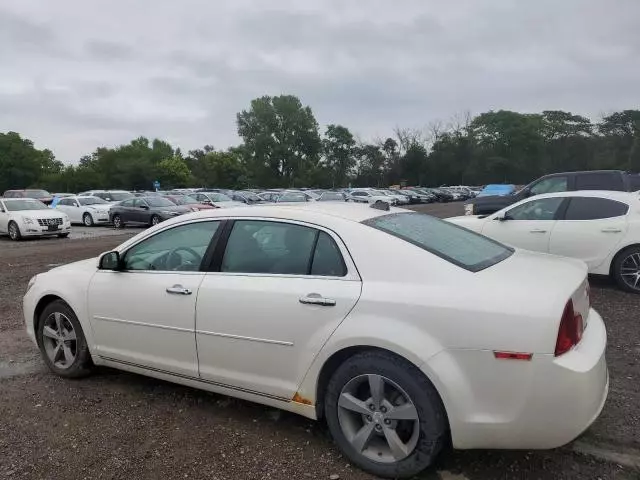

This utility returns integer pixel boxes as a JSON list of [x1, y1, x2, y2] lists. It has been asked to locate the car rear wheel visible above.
[[37, 300, 92, 378], [150, 214, 160, 226], [112, 214, 123, 229], [8, 221, 21, 241], [83, 212, 94, 227], [324, 351, 447, 479], [613, 246, 640, 293]]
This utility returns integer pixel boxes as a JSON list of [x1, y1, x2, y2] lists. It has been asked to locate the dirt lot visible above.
[[0, 204, 638, 479]]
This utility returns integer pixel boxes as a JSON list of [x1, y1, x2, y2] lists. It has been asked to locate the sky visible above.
[[1, 0, 639, 163]]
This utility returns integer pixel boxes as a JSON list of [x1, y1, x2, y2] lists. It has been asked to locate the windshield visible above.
[[146, 197, 175, 207], [3, 199, 48, 211], [24, 190, 50, 198], [363, 212, 513, 272], [108, 192, 134, 201], [318, 192, 344, 201], [242, 192, 263, 202], [79, 197, 108, 206], [169, 195, 198, 205], [279, 192, 308, 202], [208, 193, 233, 202]]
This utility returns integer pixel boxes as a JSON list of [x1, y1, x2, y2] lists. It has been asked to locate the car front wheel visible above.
[[324, 351, 447, 479], [83, 212, 94, 227], [8, 221, 22, 241], [112, 214, 123, 229], [36, 300, 93, 378]]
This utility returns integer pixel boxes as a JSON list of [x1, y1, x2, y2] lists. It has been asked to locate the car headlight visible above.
[[21, 216, 34, 224], [26, 275, 38, 292]]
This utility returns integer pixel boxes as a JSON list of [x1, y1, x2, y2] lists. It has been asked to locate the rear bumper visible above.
[[425, 308, 608, 450]]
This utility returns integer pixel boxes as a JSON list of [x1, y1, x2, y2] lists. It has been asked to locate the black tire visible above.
[[324, 351, 447, 479], [8, 221, 21, 241], [150, 214, 160, 226], [112, 214, 123, 229], [36, 300, 93, 378], [57, 233, 70, 238], [612, 245, 640, 293], [83, 212, 94, 227]]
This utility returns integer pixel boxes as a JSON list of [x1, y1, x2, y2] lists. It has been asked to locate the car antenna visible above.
[[370, 200, 390, 211]]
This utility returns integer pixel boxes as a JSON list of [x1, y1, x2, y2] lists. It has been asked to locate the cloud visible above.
[[0, 0, 639, 163]]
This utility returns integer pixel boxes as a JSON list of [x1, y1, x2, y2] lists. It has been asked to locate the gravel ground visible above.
[[0, 203, 638, 479]]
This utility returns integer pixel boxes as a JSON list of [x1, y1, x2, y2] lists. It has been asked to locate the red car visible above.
[[3, 189, 54, 205]]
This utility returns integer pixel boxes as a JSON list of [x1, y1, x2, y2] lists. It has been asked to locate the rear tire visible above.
[[112, 214, 123, 229], [83, 212, 94, 227], [36, 300, 93, 378], [613, 246, 640, 293], [324, 351, 447, 479], [8, 221, 21, 241]]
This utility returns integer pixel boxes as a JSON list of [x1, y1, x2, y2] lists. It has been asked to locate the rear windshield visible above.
[[363, 212, 513, 272], [24, 190, 50, 197]]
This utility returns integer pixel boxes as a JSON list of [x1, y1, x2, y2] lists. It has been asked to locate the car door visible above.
[[61, 198, 82, 223], [0, 200, 9, 233], [115, 199, 135, 222], [195, 219, 361, 400], [549, 196, 629, 270], [132, 198, 150, 223], [87, 220, 222, 376], [482, 197, 565, 253]]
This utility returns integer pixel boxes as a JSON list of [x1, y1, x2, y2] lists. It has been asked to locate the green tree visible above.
[[158, 155, 192, 188], [0, 132, 61, 192], [322, 124, 356, 187], [237, 95, 321, 187]]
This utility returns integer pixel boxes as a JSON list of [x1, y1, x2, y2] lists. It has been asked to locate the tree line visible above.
[[2, 94, 640, 194]]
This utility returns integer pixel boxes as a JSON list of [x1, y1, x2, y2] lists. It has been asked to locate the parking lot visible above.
[[1, 203, 638, 479]]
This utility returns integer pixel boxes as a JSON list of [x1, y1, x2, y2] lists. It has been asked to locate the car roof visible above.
[[533, 190, 638, 202]]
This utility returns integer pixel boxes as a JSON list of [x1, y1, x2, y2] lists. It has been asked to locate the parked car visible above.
[[401, 188, 436, 203], [464, 170, 640, 216], [55, 195, 113, 226], [229, 191, 269, 205], [347, 189, 398, 205], [0, 198, 71, 240], [163, 194, 216, 211], [378, 189, 410, 205], [450, 190, 640, 293], [189, 192, 246, 208], [476, 184, 516, 198], [308, 190, 348, 202], [3, 189, 54, 205], [388, 189, 421, 204], [24, 203, 607, 478], [79, 190, 134, 203], [109, 196, 192, 228]]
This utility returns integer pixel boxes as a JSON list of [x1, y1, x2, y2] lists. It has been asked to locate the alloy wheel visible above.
[[337, 374, 420, 463], [41, 312, 77, 369], [151, 215, 160, 226], [619, 252, 640, 291], [83, 213, 93, 226], [9, 223, 18, 240], [113, 216, 122, 228]]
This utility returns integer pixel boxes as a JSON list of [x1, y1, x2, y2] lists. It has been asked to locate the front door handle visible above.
[[530, 229, 547, 233], [166, 284, 192, 295], [601, 228, 622, 233], [299, 293, 336, 307]]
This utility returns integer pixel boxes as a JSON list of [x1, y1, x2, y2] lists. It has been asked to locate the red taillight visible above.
[[493, 351, 533, 361], [555, 300, 584, 356]]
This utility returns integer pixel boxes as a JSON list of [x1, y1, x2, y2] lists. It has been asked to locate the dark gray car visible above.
[[109, 196, 193, 228]]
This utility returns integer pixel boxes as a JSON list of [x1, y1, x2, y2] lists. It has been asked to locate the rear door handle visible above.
[[601, 228, 622, 233], [166, 284, 192, 295], [530, 229, 547, 233], [299, 293, 336, 307]]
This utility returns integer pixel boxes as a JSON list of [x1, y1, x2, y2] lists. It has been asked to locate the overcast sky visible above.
[[1, 0, 639, 163]]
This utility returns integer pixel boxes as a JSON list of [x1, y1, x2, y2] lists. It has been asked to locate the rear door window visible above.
[[529, 176, 568, 195], [363, 213, 513, 272], [506, 197, 565, 221], [563, 197, 629, 220], [575, 173, 624, 191]]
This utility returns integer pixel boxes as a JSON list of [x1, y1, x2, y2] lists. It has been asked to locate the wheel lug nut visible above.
[[380, 406, 387, 413], [375, 424, 382, 431], [384, 419, 391, 425], [369, 404, 375, 411], [366, 415, 372, 422]]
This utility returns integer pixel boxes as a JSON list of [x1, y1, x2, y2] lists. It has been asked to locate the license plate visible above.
[[47, 224, 59, 231]]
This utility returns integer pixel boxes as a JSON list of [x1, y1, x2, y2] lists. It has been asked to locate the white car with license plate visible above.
[[448, 190, 640, 293], [24, 203, 607, 478], [55, 195, 112, 226], [0, 198, 71, 240]]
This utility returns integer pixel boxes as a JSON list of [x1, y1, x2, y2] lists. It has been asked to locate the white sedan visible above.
[[23, 203, 607, 478], [348, 189, 398, 205], [448, 190, 640, 293], [0, 198, 71, 240], [55, 195, 113, 226]]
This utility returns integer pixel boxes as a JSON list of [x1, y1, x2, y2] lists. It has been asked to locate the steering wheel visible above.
[[166, 247, 202, 271]]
